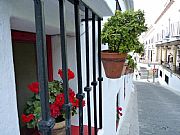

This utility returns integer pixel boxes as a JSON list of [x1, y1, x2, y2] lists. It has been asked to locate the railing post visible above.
[[84, 7, 92, 135], [74, 0, 85, 135], [91, 12, 98, 135], [33, 0, 55, 135], [58, 0, 72, 135], [97, 17, 103, 129]]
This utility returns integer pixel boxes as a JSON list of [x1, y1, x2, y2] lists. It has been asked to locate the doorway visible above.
[[11, 30, 53, 134], [13, 42, 37, 129]]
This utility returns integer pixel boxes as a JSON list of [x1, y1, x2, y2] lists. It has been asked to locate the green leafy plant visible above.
[[134, 43, 144, 54], [127, 55, 137, 69], [101, 10, 147, 53]]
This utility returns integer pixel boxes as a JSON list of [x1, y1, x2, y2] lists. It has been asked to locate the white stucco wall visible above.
[[98, 73, 134, 135], [158, 66, 180, 93], [0, 1, 20, 135], [116, 74, 134, 134], [0, 0, 134, 134]]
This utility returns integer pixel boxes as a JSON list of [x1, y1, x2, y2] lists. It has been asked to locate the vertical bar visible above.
[[91, 12, 98, 135], [124, 77, 126, 99], [115, 0, 122, 11], [74, 0, 85, 135], [97, 17, 103, 129], [84, 7, 92, 135], [58, 0, 71, 135], [33, 0, 55, 135]]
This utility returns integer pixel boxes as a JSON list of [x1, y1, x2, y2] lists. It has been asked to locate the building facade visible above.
[[0, 0, 134, 135], [141, 0, 180, 92]]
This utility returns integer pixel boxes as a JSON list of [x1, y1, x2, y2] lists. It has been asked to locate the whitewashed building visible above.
[[0, 0, 134, 135], [141, 0, 180, 92]]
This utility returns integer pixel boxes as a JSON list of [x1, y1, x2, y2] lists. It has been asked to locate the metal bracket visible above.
[[84, 86, 92, 92], [98, 77, 103, 81], [38, 117, 55, 132], [91, 81, 97, 86], [76, 93, 85, 100]]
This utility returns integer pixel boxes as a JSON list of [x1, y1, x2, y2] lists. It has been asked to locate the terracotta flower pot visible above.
[[101, 50, 127, 79], [52, 121, 65, 135]]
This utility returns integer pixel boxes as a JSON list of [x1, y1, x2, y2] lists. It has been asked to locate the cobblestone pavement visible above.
[[136, 82, 180, 135]]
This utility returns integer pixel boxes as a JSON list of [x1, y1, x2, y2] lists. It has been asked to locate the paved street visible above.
[[137, 82, 180, 135], [120, 81, 180, 135]]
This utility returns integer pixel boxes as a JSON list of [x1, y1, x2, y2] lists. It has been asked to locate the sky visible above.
[[133, 0, 170, 26]]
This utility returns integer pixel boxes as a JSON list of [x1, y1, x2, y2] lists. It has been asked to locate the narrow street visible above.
[[136, 82, 180, 135], [120, 82, 180, 135]]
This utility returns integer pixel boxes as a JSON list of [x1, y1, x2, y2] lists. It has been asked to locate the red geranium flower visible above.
[[28, 82, 39, 94], [117, 107, 122, 111], [119, 112, 123, 116], [55, 93, 65, 107], [72, 99, 85, 108], [22, 114, 35, 123], [58, 68, 75, 81], [69, 88, 76, 97], [50, 103, 61, 118]]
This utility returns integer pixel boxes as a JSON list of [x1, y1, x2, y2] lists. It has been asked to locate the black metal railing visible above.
[[33, 0, 103, 135], [58, 0, 72, 134], [74, 0, 85, 135], [98, 17, 103, 130], [84, 7, 92, 135], [33, 1, 55, 135], [91, 12, 98, 135]]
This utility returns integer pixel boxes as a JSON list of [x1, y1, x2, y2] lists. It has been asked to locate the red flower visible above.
[[58, 68, 75, 81], [69, 88, 76, 97], [22, 114, 35, 123], [28, 82, 39, 94], [82, 100, 85, 107], [71, 98, 78, 107], [55, 93, 65, 107], [117, 106, 123, 117], [118, 112, 123, 116], [72, 99, 85, 108], [50, 103, 61, 118], [117, 107, 122, 111]]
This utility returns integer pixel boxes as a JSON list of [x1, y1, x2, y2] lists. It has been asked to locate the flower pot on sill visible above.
[[25, 121, 66, 135], [52, 121, 66, 135], [101, 50, 127, 79]]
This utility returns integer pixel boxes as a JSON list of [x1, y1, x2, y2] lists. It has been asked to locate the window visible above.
[[160, 70, 162, 77], [165, 74, 169, 84], [171, 22, 180, 37]]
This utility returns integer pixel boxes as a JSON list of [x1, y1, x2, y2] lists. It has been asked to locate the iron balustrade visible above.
[[58, 0, 72, 134], [91, 12, 98, 135], [33, 0, 55, 135], [33, 0, 103, 135], [98, 17, 103, 129], [84, 7, 92, 135]]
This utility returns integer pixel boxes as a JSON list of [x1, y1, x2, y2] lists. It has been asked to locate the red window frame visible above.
[[11, 30, 53, 81]]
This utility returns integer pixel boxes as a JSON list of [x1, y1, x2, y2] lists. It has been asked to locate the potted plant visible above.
[[125, 55, 137, 74], [101, 10, 147, 78], [21, 69, 85, 134]]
